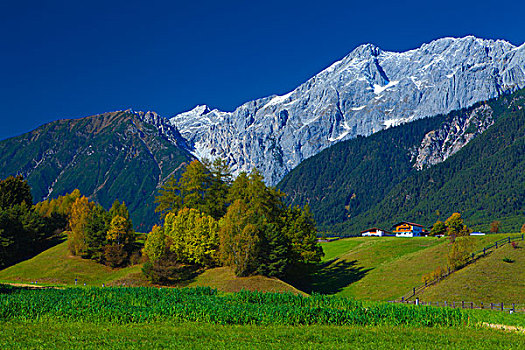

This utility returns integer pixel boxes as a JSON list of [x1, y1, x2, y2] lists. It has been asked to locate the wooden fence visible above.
[[399, 234, 524, 302], [389, 298, 521, 313]]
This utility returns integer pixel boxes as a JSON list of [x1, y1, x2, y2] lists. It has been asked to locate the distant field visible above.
[[0, 234, 521, 301]]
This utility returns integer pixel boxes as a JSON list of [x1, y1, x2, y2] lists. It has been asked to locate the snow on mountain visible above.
[[169, 36, 525, 185]]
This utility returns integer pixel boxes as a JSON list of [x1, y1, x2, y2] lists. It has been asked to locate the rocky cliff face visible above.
[[170, 36, 525, 185], [411, 104, 494, 170]]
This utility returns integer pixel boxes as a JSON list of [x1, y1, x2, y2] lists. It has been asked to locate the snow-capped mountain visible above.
[[170, 36, 525, 185]]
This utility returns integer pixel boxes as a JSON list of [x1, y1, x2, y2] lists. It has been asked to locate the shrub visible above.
[[104, 244, 128, 268]]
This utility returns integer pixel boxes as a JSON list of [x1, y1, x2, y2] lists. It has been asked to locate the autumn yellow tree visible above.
[[219, 200, 262, 276], [68, 196, 93, 256], [142, 225, 166, 263], [164, 208, 219, 267], [444, 212, 470, 239], [106, 215, 134, 246]]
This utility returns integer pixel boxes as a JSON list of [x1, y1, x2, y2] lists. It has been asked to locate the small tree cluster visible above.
[[144, 160, 324, 283], [67, 197, 136, 267], [447, 236, 474, 271], [429, 213, 470, 239]]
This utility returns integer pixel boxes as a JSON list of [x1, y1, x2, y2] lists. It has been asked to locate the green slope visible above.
[[419, 242, 525, 306], [291, 234, 519, 301], [0, 242, 303, 294], [0, 241, 147, 287], [0, 111, 193, 231]]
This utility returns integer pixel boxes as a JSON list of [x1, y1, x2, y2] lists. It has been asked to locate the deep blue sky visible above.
[[1, 0, 523, 140]]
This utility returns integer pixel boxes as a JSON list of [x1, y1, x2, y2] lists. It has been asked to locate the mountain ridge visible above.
[[169, 36, 525, 185]]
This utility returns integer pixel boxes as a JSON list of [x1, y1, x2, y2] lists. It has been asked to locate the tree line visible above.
[[0, 176, 66, 268], [37, 190, 137, 267], [142, 159, 324, 283]]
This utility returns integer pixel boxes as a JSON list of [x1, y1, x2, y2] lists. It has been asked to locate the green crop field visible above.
[[1, 285, 524, 349]]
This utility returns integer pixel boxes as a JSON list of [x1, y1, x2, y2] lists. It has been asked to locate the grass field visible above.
[[305, 234, 522, 301], [1, 321, 523, 350], [420, 242, 525, 306], [0, 242, 147, 287], [0, 242, 302, 294], [0, 234, 521, 301], [1, 284, 524, 349]]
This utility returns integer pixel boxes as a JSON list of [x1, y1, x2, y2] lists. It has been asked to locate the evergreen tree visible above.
[[84, 205, 109, 261], [155, 175, 182, 219], [256, 223, 289, 278], [0, 175, 32, 210]]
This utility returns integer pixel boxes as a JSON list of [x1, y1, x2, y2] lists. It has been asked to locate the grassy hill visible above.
[[0, 242, 303, 294], [1, 234, 521, 300], [419, 240, 525, 306], [292, 234, 520, 301]]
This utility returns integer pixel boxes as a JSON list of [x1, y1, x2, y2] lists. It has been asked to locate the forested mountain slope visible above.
[[278, 88, 525, 234], [347, 90, 525, 234], [0, 111, 193, 231]]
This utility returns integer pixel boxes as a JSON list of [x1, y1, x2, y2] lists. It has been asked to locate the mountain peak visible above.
[[170, 36, 525, 185]]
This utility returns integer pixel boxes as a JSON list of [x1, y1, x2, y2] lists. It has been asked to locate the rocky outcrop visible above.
[[411, 104, 494, 170], [170, 36, 525, 185]]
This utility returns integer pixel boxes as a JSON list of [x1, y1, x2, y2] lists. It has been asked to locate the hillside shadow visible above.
[[287, 259, 371, 295]]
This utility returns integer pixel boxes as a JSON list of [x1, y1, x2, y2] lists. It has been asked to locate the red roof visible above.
[[392, 221, 425, 229], [360, 227, 391, 234]]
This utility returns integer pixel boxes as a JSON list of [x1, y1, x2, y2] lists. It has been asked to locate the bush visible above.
[[104, 244, 128, 268], [142, 254, 200, 284]]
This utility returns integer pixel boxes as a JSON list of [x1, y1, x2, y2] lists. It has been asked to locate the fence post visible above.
[[501, 303, 504, 311], [496, 242, 498, 249], [481, 302, 483, 309], [462, 301, 465, 309], [413, 287, 415, 296], [444, 301, 447, 307], [425, 281, 427, 287], [401, 297, 404, 302], [512, 304, 515, 313], [490, 303, 493, 310], [416, 298, 419, 306], [483, 248, 486, 255], [471, 302, 473, 309], [508, 237, 510, 243]]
